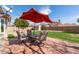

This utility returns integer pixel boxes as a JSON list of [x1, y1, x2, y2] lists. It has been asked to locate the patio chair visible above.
[[36, 31, 43, 41], [27, 29, 32, 37], [40, 31, 48, 41], [33, 31, 48, 45], [16, 30, 27, 43], [30, 31, 48, 45], [16, 30, 21, 40], [26, 29, 33, 42], [20, 32, 27, 40]]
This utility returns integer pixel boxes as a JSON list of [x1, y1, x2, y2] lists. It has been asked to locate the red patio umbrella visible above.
[[20, 8, 52, 33], [20, 8, 52, 23]]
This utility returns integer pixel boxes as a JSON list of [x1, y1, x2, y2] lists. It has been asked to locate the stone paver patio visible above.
[[0, 37, 79, 54]]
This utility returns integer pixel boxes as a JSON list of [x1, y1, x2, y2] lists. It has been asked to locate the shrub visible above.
[[41, 25, 46, 30], [8, 34, 15, 40], [14, 18, 29, 29]]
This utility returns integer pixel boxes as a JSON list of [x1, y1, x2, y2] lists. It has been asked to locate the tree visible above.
[[77, 18, 79, 23], [58, 19, 61, 23], [14, 18, 29, 28]]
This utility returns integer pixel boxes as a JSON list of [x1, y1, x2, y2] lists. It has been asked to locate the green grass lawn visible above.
[[33, 30, 79, 43], [48, 31, 79, 43]]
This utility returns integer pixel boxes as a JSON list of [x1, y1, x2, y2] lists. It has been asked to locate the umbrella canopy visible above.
[[20, 8, 52, 23]]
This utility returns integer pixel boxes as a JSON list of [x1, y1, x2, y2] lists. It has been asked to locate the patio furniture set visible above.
[[16, 29, 48, 46]]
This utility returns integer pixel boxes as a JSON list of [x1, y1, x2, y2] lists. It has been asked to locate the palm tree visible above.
[[77, 18, 79, 23]]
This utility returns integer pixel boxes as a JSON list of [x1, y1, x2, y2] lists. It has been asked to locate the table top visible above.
[[30, 34, 39, 39]]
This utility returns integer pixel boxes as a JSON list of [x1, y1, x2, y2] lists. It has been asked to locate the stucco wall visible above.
[[7, 26, 17, 36], [7, 26, 33, 36]]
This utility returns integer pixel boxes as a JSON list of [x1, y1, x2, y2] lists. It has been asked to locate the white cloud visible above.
[[39, 6, 52, 15], [61, 15, 79, 24]]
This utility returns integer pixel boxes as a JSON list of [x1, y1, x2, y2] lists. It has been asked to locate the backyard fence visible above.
[[46, 26, 79, 33]]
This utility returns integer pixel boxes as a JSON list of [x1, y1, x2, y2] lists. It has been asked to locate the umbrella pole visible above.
[[39, 25, 41, 31], [33, 23, 35, 34]]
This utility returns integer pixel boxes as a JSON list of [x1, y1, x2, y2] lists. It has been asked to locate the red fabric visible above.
[[20, 8, 52, 23]]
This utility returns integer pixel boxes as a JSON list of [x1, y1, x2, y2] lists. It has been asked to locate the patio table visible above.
[[30, 34, 39, 39]]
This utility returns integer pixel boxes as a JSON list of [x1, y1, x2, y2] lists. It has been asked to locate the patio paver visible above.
[[0, 37, 79, 54]]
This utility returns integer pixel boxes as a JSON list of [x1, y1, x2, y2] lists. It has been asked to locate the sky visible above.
[[0, 5, 79, 24]]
